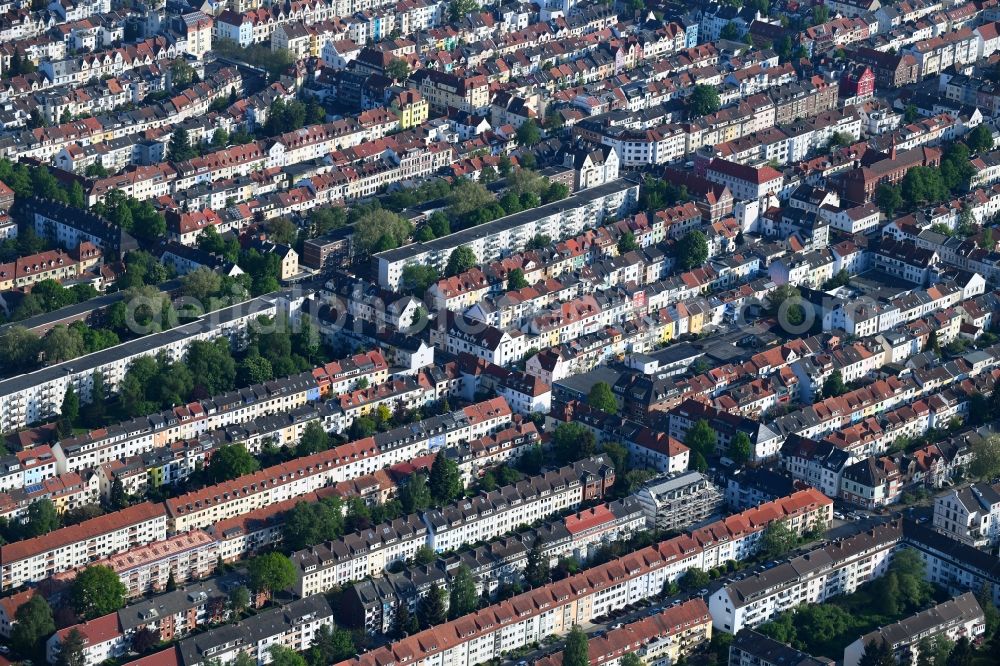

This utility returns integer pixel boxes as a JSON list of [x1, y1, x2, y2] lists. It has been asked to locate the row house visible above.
[[710, 521, 902, 634], [294, 457, 613, 594], [0, 502, 168, 590], [335, 489, 831, 666], [0, 293, 277, 433], [375, 178, 639, 290]]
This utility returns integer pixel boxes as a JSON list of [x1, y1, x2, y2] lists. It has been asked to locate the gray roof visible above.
[[177, 595, 332, 666], [374, 178, 638, 263]]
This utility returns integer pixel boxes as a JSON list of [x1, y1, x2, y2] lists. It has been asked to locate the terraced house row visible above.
[[292, 456, 617, 596], [333, 488, 832, 666]]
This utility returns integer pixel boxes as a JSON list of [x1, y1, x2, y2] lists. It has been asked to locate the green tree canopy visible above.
[[248, 552, 296, 597], [587, 382, 618, 414], [417, 583, 447, 628], [563, 625, 590, 666], [687, 85, 721, 117], [684, 419, 717, 458], [552, 422, 597, 465], [728, 431, 753, 464], [70, 565, 128, 619], [429, 453, 463, 504], [207, 444, 260, 483], [352, 208, 413, 256], [448, 565, 479, 618], [516, 119, 542, 146], [445, 245, 478, 276], [168, 127, 196, 162], [11, 595, 55, 658], [823, 369, 847, 398], [675, 230, 709, 271]]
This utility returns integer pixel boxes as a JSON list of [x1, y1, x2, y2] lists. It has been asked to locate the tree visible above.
[[761, 520, 797, 559], [970, 434, 1000, 480], [24, 499, 59, 538], [308, 625, 355, 666], [180, 267, 223, 301], [617, 230, 639, 254], [413, 545, 436, 565], [42, 325, 85, 364], [229, 585, 250, 615], [945, 637, 973, 666], [508, 268, 529, 289], [967, 124, 994, 154], [524, 538, 550, 587], [675, 230, 709, 270], [386, 58, 410, 81], [0, 326, 41, 373], [352, 208, 412, 256], [448, 565, 478, 618], [61, 383, 80, 426], [11, 595, 55, 658], [720, 22, 740, 40], [551, 626, 588, 666], [248, 552, 296, 597], [679, 567, 710, 591], [621, 655, 644, 666], [168, 127, 196, 162], [552, 422, 597, 465], [132, 627, 160, 653], [266, 217, 298, 246], [445, 180, 495, 223], [858, 639, 894, 666], [400, 472, 432, 513], [684, 419, 717, 458], [297, 421, 329, 456], [238, 355, 273, 385], [109, 477, 129, 510], [70, 565, 128, 619], [417, 583, 447, 629], [401, 264, 440, 296], [823, 370, 847, 398], [587, 382, 618, 414], [448, 0, 477, 21], [207, 444, 260, 483], [543, 182, 569, 203], [394, 600, 419, 636], [186, 339, 236, 396], [54, 628, 86, 666], [445, 245, 477, 276], [728, 431, 753, 464], [269, 645, 307, 666], [516, 118, 542, 146], [429, 453, 463, 504], [687, 85, 721, 117], [877, 185, 903, 217], [977, 583, 999, 641]]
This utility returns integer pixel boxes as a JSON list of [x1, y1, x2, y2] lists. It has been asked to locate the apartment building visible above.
[[177, 595, 334, 666], [374, 178, 640, 290], [728, 629, 833, 666], [72, 530, 221, 599], [334, 489, 832, 666], [933, 481, 1000, 549], [292, 457, 615, 595], [0, 502, 169, 591], [842, 592, 985, 666], [423, 456, 615, 552], [345, 496, 646, 636], [535, 599, 713, 666], [635, 471, 724, 531], [23, 197, 137, 256], [667, 399, 783, 461], [0, 295, 279, 433], [709, 521, 903, 634]]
